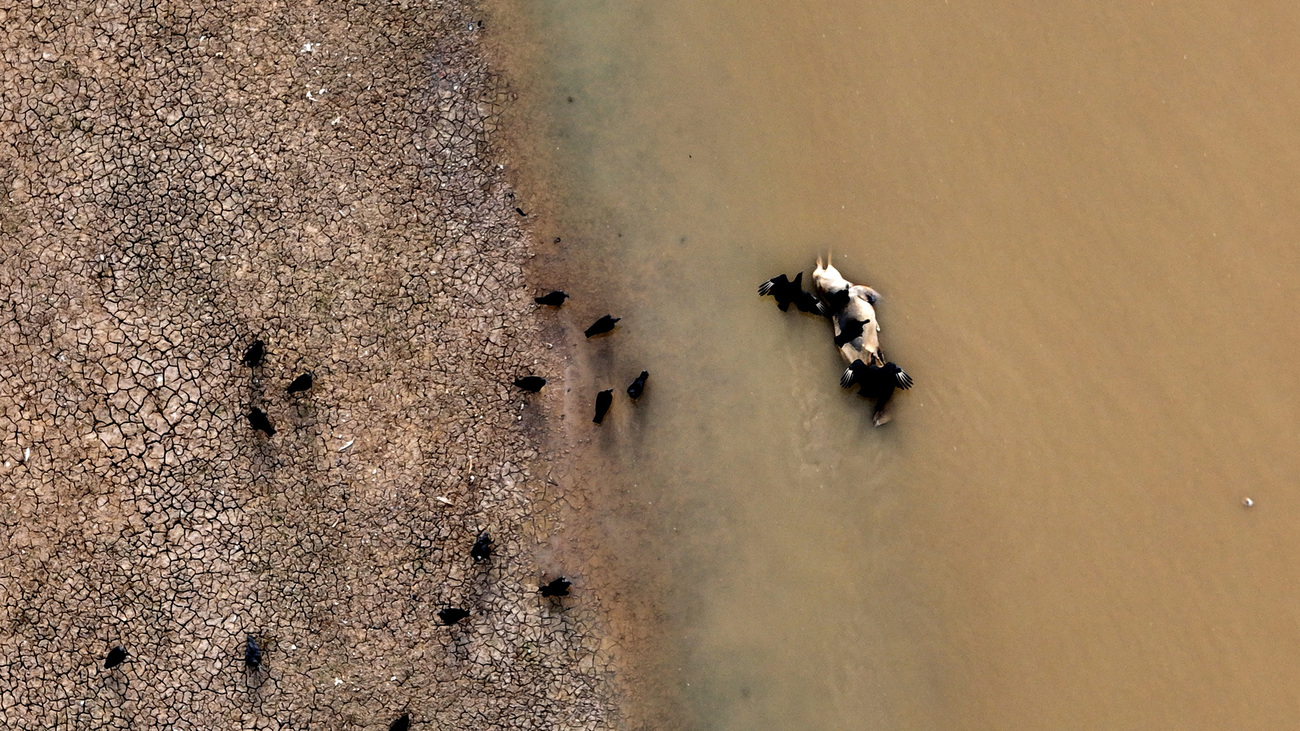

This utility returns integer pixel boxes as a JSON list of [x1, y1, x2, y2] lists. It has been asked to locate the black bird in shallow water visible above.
[[104, 645, 126, 669], [389, 713, 411, 731], [840, 359, 914, 426], [833, 318, 870, 347], [540, 577, 572, 597], [759, 272, 828, 316], [242, 340, 265, 368], [248, 407, 276, 437], [471, 532, 493, 562], [534, 290, 569, 307], [794, 290, 827, 316], [286, 372, 313, 394], [758, 272, 800, 311], [626, 371, 649, 400], [514, 376, 546, 393], [438, 607, 469, 625], [584, 315, 620, 338], [593, 389, 613, 424], [245, 635, 262, 669]]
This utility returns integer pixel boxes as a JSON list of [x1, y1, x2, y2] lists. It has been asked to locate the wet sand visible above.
[[0, 0, 619, 728]]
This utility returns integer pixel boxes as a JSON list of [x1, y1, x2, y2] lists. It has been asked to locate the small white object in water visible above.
[[1242, 497, 1254, 508]]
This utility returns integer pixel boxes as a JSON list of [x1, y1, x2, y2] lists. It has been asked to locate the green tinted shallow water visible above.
[[492, 2, 1300, 728]]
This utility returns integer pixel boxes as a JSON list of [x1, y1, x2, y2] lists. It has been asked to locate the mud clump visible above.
[[0, 0, 616, 728]]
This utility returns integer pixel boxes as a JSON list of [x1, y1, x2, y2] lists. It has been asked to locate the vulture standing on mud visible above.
[[540, 577, 572, 597], [104, 645, 127, 669], [471, 532, 493, 562], [286, 372, 313, 394], [584, 315, 620, 338], [438, 607, 470, 625], [247, 407, 276, 437], [626, 371, 649, 400], [245, 635, 262, 669], [534, 290, 569, 307], [242, 340, 265, 368], [593, 389, 613, 423], [514, 376, 546, 393]]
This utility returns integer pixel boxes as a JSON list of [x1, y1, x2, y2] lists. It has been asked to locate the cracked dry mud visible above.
[[0, 0, 618, 728]]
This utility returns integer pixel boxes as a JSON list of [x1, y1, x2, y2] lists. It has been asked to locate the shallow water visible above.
[[490, 1, 1300, 728]]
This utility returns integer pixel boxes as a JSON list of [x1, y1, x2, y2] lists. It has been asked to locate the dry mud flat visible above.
[[0, 0, 618, 728]]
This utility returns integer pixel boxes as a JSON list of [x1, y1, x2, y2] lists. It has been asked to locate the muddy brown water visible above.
[[489, 1, 1300, 728]]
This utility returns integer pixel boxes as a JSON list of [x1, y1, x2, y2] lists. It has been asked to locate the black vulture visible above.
[[104, 645, 126, 669], [242, 340, 265, 368], [513, 376, 546, 393], [438, 608, 469, 625], [286, 372, 313, 394], [540, 577, 572, 597], [626, 371, 649, 400], [245, 635, 262, 669], [833, 318, 869, 347], [840, 359, 914, 426], [593, 389, 613, 424], [247, 407, 276, 437], [584, 315, 620, 338], [757, 273, 800, 311], [471, 532, 493, 562], [534, 291, 569, 307]]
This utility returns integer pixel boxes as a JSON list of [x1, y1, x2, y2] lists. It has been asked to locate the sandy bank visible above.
[[0, 0, 619, 727]]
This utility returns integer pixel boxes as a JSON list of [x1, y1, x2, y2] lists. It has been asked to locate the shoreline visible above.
[[478, 1, 692, 727], [0, 0, 622, 727]]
